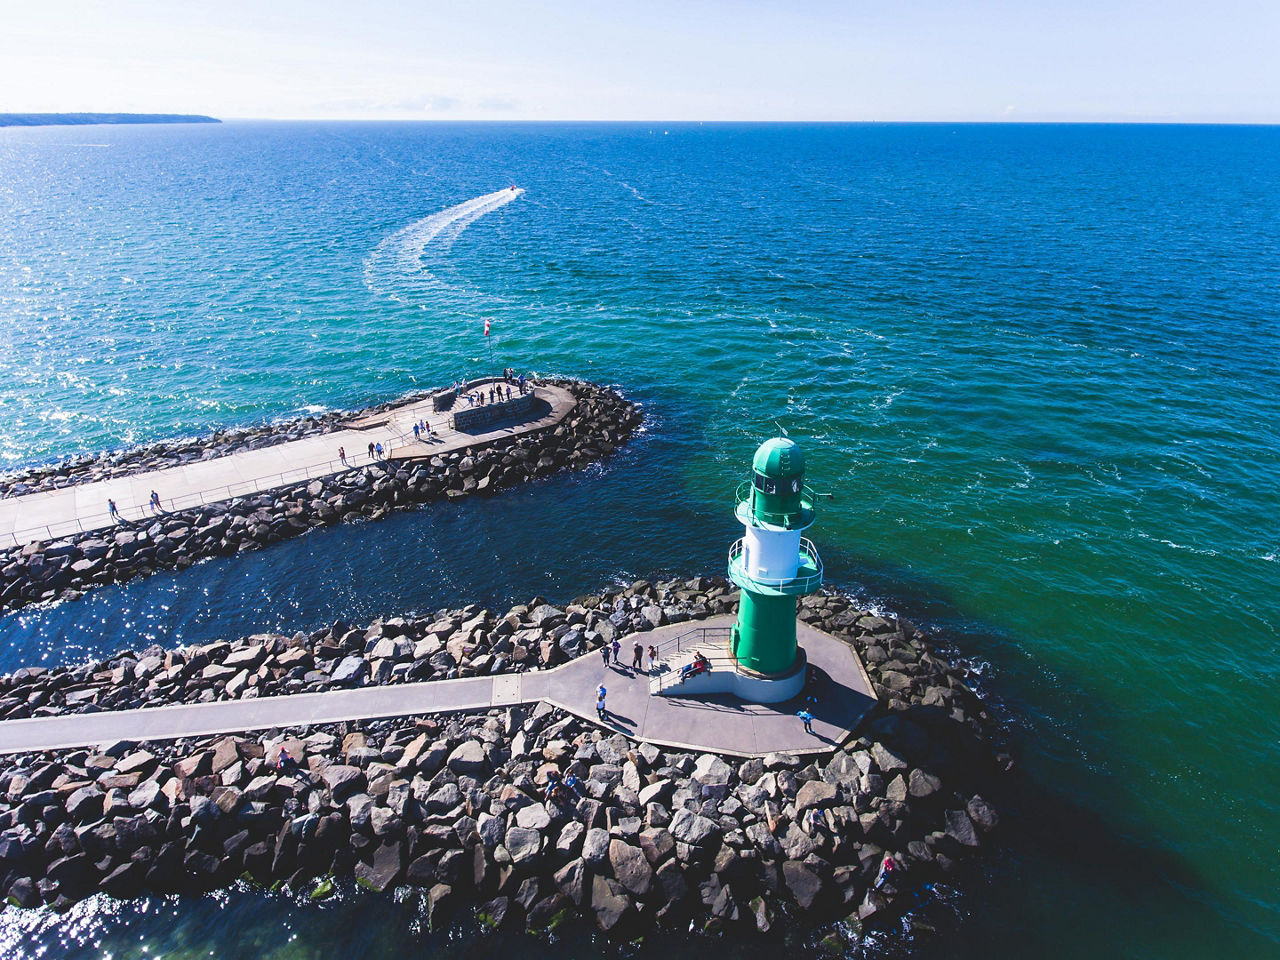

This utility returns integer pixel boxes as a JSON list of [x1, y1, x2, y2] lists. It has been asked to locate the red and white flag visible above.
[[483, 318, 490, 337]]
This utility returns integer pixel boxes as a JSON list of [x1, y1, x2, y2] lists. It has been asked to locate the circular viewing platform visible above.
[[727, 536, 824, 596]]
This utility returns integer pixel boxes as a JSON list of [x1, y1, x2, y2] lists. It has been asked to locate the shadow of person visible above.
[[603, 710, 636, 731]]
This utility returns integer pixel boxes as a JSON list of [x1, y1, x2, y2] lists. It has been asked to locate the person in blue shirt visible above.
[[797, 708, 815, 734]]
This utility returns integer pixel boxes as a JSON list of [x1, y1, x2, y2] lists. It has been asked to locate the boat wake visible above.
[[363, 187, 524, 301]]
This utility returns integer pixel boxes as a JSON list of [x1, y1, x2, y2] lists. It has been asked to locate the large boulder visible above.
[[669, 808, 720, 846], [447, 740, 488, 776], [320, 764, 366, 802], [945, 809, 981, 848], [505, 826, 542, 867], [608, 839, 653, 896], [783, 860, 823, 910], [356, 840, 403, 892], [795, 779, 837, 812], [331, 656, 368, 685], [590, 874, 636, 933]]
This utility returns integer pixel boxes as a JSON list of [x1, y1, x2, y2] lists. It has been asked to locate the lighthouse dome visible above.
[[752, 437, 805, 481]]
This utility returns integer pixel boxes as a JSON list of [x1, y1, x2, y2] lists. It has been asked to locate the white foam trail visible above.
[[364, 187, 524, 300]]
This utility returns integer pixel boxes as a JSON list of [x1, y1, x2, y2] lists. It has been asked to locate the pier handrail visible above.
[[644, 625, 734, 695], [649, 649, 739, 695], [0, 382, 541, 549]]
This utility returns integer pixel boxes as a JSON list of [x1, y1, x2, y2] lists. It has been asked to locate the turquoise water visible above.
[[0, 121, 1277, 957]]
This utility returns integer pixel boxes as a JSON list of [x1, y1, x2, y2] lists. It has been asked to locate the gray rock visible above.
[[505, 826, 542, 866], [582, 826, 611, 865], [783, 860, 823, 909], [331, 656, 368, 685], [945, 809, 981, 848], [515, 803, 552, 831], [608, 838, 653, 896], [780, 821, 816, 860], [967, 795, 999, 832], [909, 768, 942, 799], [669, 808, 720, 846], [795, 779, 837, 812], [447, 740, 488, 776], [590, 874, 635, 932], [638, 779, 673, 807], [693, 754, 733, 786], [321, 764, 365, 802], [870, 742, 908, 775], [355, 840, 402, 892], [66, 785, 104, 820]]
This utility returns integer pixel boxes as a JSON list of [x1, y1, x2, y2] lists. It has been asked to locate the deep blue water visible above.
[[0, 121, 1277, 957]]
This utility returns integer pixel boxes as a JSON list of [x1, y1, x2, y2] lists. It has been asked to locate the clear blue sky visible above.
[[4, 0, 1278, 121]]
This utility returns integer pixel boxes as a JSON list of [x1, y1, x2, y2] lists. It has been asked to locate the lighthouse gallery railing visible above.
[[726, 536, 823, 593]]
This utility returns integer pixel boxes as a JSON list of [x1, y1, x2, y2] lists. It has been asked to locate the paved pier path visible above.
[[0, 618, 876, 759], [0, 381, 575, 549]]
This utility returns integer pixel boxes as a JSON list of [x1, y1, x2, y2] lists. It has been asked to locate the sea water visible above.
[[0, 121, 1276, 958]]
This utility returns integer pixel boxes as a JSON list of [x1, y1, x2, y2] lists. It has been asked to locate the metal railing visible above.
[[0, 378, 545, 549], [733, 480, 818, 528], [727, 537, 824, 593], [645, 625, 734, 695], [0, 411, 457, 549]]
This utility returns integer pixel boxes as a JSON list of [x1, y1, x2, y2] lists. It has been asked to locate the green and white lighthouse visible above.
[[726, 437, 823, 695]]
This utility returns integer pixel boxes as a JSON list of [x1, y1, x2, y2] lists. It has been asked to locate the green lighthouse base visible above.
[[732, 591, 801, 675]]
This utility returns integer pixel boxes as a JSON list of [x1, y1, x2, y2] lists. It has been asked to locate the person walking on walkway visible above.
[[338, 446, 346, 464], [149, 490, 161, 513], [631, 642, 643, 671], [375, 442, 383, 460], [367, 442, 375, 460], [647, 644, 657, 674], [596, 684, 607, 719], [797, 708, 815, 734], [611, 638, 621, 664], [600, 643, 610, 667], [108, 499, 121, 522], [413, 423, 420, 441]]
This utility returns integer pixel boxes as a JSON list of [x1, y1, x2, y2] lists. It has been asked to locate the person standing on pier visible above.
[[413, 423, 420, 442], [338, 446, 346, 464], [149, 490, 161, 513], [600, 643, 610, 667], [631, 642, 643, 671], [797, 708, 815, 734], [367, 442, 375, 460], [611, 638, 621, 664], [596, 684, 607, 719], [647, 644, 657, 674], [108, 499, 121, 522]]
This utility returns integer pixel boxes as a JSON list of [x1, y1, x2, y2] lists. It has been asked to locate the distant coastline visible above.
[[0, 113, 219, 128]]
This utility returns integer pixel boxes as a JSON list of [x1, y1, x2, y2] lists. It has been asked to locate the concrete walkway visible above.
[[0, 381, 575, 549], [0, 617, 876, 759]]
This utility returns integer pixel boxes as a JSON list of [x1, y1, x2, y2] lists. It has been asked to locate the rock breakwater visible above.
[[0, 580, 1006, 944], [0, 380, 641, 613]]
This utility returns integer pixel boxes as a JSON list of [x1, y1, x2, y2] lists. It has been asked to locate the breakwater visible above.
[[0, 379, 641, 613], [0, 579, 1004, 945]]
